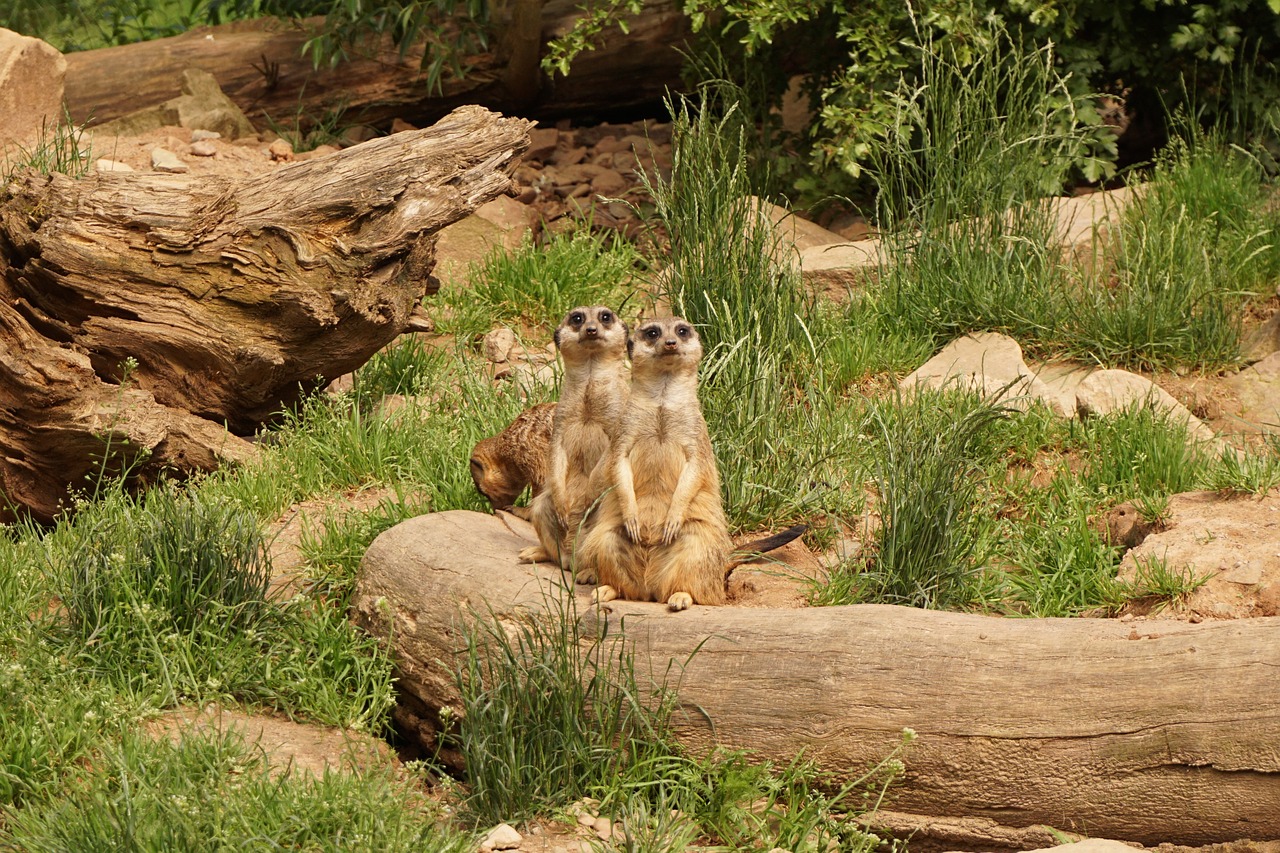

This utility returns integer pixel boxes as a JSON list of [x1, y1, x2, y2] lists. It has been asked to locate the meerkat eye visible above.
[[644, 326, 661, 340], [599, 310, 613, 324], [676, 325, 691, 338], [569, 311, 585, 325], [470, 458, 483, 473]]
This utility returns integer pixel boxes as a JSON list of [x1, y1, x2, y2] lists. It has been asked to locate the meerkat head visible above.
[[469, 437, 522, 509], [629, 316, 703, 377], [553, 305, 628, 365]]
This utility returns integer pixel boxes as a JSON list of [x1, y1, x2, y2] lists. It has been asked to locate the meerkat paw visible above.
[[592, 585, 619, 604], [518, 544, 552, 563], [666, 591, 693, 611], [659, 518, 682, 545], [574, 566, 598, 584], [623, 516, 642, 543]]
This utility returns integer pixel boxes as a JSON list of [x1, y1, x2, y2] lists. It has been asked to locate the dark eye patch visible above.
[[676, 325, 691, 338], [643, 326, 661, 340], [599, 310, 613, 324], [569, 311, 585, 325]]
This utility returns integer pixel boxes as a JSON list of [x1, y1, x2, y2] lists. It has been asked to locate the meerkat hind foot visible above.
[[518, 544, 553, 564], [574, 567, 598, 584], [593, 585, 619, 604], [667, 592, 693, 611]]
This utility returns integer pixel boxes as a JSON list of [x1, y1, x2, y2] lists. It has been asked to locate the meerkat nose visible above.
[[584, 326, 599, 336]]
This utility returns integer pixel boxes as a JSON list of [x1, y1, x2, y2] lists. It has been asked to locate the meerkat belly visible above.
[[628, 436, 691, 525], [562, 424, 612, 514]]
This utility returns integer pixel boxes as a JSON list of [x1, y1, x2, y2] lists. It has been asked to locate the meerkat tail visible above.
[[723, 523, 809, 578]]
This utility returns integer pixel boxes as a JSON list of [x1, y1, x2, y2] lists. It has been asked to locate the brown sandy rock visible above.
[[1117, 490, 1280, 619], [0, 29, 66, 158], [900, 332, 1077, 416]]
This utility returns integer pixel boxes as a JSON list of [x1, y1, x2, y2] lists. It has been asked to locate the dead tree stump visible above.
[[0, 105, 532, 521]]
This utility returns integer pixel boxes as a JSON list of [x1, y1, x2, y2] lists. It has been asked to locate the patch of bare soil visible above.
[[144, 704, 395, 779]]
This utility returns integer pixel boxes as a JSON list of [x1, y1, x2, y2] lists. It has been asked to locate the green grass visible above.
[[2, 108, 93, 181], [2, 36, 1280, 849], [432, 229, 644, 343], [2, 728, 472, 852], [451, 590, 905, 849]]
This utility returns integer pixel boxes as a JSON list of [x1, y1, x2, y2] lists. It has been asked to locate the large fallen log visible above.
[[354, 510, 1280, 848], [0, 106, 532, 522], [62, 1, 689, 131]]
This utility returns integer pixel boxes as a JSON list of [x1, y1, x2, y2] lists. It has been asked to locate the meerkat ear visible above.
[[553, 327, 562, 350], [626, 332, 634, 361]]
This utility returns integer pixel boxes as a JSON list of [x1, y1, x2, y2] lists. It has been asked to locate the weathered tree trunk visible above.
[[0, 106, 532, 522], [62, 1, 689, 131], [354, 510, 1280, 849]]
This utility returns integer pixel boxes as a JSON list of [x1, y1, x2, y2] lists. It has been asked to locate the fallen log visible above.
[[0, 106, 532, 521], [354, 510, 1280, 848], [62, 1, 689, 131]]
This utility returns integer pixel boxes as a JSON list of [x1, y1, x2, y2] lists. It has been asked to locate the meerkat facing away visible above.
[[518, 305, 630, 572], [469, 402, 556, 519], [576, 316, 732, 610]]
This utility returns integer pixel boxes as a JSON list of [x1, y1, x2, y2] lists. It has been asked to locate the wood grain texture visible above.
[[355, 510, 1280, 846], [0, 107, 531, 520]]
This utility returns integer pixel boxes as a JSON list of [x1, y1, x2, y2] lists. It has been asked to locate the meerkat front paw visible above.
[[666, 591, 693, 611], [574, 566, 598, 584], [623, 516, 642, 543], [659, 517, 682, 545], [518, 544, 552, 563], [593, 584, 619, 604]]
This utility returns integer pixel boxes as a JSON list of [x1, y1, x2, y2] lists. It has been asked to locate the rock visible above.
[[1225, 351, 1280, 435], [1116, 490, 1280, 619], [188, 140, 218, 157], [94, 158, 133, 172], [434, 196, 538, 283], [1075, 369, 1216, 442], [753, 197, 846, 253], [92, 67, 256, 140], [1028, 841, 1139, 853], [592, 817, 614, 840], [150, 147, 188, 173], [390, 118, 417, 134], [190, 129, 221, 142], [1243, 311, 1280, 364], [483, 328, 517, 363], [589, 168, 629, 196], [267, 138, 294, 162], [525, 127, 559, 161], [1047, 187, 1133, 264], [798, 241, 881, 296], [899, 332, 1077, 417], [0, 29, 67, 158], [479, 822, 523, 851]]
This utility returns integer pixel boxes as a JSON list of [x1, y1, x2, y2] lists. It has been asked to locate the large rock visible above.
[[1225, 351, 1280, 435], [433, 195, 539, 284], [1075, 369, 1216, 443], [799, 240, 881, 296], [0, 29, 67, 158], [90, 67, 256, 141], [1116, 490, 1280, 619], [899, 332, 1078, 416]]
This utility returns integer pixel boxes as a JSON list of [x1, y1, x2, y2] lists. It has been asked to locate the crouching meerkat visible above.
[[578, 317, 805, 611], [518, 305, 630, 572], [469, 402, 556, 519]]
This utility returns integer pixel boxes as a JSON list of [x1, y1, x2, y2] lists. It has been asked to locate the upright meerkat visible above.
[[518, 305, 630, 571], [469, 402, 556, 519], [576, 316, 733, 610]]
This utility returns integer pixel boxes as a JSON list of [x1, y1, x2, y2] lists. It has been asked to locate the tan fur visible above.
[[469, 402, 556, 519], [578, 317, 731, 610], [518, 306, 630, 571]]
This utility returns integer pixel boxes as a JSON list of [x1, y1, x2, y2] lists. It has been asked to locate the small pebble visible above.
[[479, 822, 522, 851], [188, 140, 218, 157]]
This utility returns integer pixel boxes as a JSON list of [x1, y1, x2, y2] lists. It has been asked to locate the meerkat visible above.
[[518, 305, 630, 572], [578, 317, 805, 611], [469, 402, 556, 519]]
